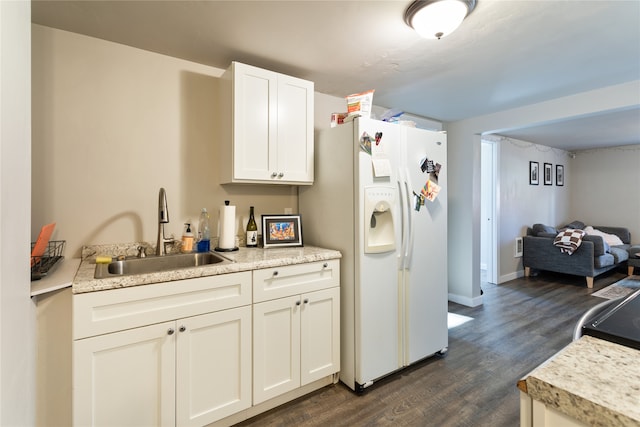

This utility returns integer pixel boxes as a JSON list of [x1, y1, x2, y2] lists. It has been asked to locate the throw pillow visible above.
[[553, 229, 587, 255], [562, 220, 585, 230], [584, 226, 624, 246], [532, 223, 557, 236]]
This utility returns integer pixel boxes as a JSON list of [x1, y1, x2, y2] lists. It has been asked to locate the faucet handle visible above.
[[137, 246, 147, 258]]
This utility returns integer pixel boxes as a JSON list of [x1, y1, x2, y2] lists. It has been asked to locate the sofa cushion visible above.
[[609, 247, 629, 264], [594, 254, 615, 268], [584, 226, 624, 246], [553, 229, 587, 255], [532, 223, 557, 236]]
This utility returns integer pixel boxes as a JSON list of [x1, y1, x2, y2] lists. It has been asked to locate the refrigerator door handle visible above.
[[397, 179, 406, 266], [403, 178, 414, 269]]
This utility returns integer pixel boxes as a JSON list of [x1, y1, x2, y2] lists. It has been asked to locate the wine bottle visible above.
[[246, 206, 258, 248]]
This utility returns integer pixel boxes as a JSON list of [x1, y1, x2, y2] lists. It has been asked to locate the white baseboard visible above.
[[499, 269, 524, 284], [448, 292, 483, 307]]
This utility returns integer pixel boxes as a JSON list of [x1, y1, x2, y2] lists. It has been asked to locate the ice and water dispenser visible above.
[[364, 186, 396, 253]]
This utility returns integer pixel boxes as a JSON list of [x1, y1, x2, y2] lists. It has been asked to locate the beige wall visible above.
[[32, 25, 344, 257], [570, 145, 640, 241]]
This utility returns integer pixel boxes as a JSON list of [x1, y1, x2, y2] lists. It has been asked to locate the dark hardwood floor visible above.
[[236, 268, 628, 427]]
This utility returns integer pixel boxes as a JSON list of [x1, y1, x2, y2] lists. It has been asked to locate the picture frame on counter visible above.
[[529, 161, 539, 185], [544, 163, 553, 185], [556, 165, 564, 186], [261, 214, 303, 248]]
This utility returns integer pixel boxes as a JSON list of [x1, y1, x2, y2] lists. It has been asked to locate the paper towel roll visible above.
[[218, 204, 236, 249]]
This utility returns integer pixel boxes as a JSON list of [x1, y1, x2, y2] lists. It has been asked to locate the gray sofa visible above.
[[523, 221, 631, 288]]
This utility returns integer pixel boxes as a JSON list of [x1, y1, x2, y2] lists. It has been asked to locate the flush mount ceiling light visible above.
[[404, 0, 476, 39]]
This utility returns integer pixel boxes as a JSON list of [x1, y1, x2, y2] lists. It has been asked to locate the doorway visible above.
[[481, 140, 497, 285]]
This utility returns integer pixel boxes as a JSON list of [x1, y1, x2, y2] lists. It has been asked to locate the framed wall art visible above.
[[556, 165, 564, 186], [529, 161, 539, 185], [544, 163, 553, 185], [261, 214, 303, 248]]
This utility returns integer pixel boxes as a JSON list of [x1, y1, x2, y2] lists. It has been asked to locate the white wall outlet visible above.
[[284, 207, 293, 214], [515, 237, 523, 258]]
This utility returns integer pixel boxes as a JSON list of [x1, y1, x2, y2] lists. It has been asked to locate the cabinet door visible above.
[[175, 306, 251, 427], [253, 295, 301, 404], [73, 322, 176, 427], [276, 74, 314, 184], [300, 287, 340, 385], [233, 62, 277, 181]]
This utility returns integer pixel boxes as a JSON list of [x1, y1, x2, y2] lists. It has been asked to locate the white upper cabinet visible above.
[[220, 62, 314, 185]]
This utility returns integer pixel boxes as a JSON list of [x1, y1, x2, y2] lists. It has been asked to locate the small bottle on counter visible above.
[[246, 206, 258, 248], [197, 208, 211, 252], [181, 223, 194, 253]]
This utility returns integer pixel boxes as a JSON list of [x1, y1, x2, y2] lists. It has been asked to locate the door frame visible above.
[[480, 139, 498, 285]]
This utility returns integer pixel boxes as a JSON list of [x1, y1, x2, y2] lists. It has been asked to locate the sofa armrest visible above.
[[523, 235, 596, 277], [592, 226, 631, 244], [582, 235, 607, 256]]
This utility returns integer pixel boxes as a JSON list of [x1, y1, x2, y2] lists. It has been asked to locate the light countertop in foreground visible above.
[[518, 335, 640, 426], [73, 244, 341, 294]]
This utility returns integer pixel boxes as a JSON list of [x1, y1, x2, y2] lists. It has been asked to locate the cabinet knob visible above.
[[179, 325, 186, 333], [273, 270, 278, 276], [303, 298, 309, 304], [277, 172, 284, 178], [323, 262, 328, 268], [271, 172, 277, 178], [296, 300, 301, 306], [167, 328, 175, 335]]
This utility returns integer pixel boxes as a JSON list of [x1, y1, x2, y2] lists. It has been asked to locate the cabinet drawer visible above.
[[253, 260, 339, 303], [74, 272, 252, 340]]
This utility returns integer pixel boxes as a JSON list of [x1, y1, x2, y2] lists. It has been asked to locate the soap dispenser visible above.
[[181, 223, 194, 253]]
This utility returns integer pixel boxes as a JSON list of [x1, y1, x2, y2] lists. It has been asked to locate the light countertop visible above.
[[73, 244, 342, 294], [518, 335, 640, 426], [30, 257, 81, 297]]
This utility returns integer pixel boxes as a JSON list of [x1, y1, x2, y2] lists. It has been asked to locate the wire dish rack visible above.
[[31, 240, 66, 281]]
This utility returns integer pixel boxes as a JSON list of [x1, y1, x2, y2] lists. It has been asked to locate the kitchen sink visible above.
[[94, 252, 232, 279]]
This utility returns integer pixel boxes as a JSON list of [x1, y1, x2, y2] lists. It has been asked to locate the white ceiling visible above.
[[31, 0, 640, 151]]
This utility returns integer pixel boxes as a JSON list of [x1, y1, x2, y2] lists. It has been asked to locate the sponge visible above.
[[95, 255, 113, 264]]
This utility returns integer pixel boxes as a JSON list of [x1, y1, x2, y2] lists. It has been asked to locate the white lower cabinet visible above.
[[72, 259, 340, 427], [252, 261, 340, 405], [73, 273, 252, 427], [74, 321, 177, 427], [74, 306, 251, 427], [520, 392, 587, 427]]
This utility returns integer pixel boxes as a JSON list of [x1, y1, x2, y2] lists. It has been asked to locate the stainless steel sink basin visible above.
[[94, 252, 232, 279]]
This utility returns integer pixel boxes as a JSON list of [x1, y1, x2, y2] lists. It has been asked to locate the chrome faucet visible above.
[[156, 187, 172, 256]]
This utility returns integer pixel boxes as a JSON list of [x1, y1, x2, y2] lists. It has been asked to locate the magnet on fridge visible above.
[[412, 191, 424, 211], [375, 132, 383, 145], [431, 162, 442, 182], [359, 132, 372, 154], [419, 156, 429, 172]]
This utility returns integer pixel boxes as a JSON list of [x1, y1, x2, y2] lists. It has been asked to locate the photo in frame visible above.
[[543, 163, 553, 185], [556, 165, 564, 186], [529, 161, 539, 185], [261, 214, 303, 248]]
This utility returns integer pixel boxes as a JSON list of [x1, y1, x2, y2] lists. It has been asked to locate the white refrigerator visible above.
[[299, 117, 448, 392]]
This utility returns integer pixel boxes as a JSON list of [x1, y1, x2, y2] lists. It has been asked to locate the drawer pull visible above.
[[273, 271, 279, 276], [167, 328, 175, 335], [323, 262, 328, 268]]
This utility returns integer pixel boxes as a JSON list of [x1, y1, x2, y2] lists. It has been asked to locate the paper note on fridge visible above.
[[372, 157, 392, 177]]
